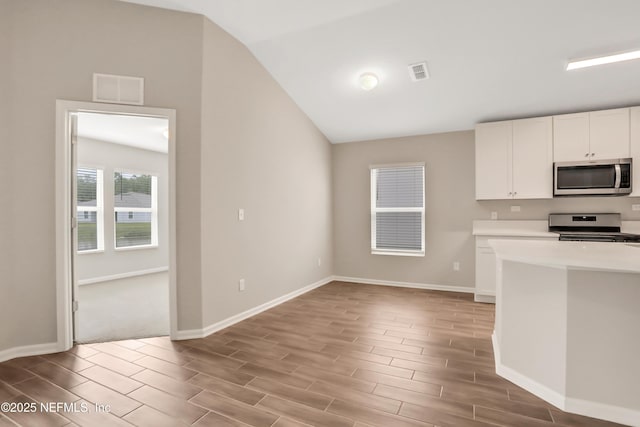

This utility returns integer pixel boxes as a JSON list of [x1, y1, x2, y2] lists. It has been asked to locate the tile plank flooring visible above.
[[0, 281, 625, 426]]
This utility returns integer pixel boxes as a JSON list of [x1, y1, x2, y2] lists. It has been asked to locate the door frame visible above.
[[55, 100, 178, 350]]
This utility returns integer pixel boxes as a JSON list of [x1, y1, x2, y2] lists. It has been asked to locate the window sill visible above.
[[114, 244, 158, 252], [77, 249, 104, 255], [371, 249, 425, 257]]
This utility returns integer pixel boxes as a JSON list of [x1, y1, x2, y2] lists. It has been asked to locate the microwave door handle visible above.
[[614, 164, 621, 189]]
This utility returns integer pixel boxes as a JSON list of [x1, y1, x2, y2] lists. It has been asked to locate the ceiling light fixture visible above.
[[566, 49, 640, 70], [359, 73, 379, 90]]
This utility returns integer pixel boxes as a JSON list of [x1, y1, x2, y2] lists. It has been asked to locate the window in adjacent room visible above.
[[370, 163, 425, 256], [114, 171, 158, 249], [76, 167, 104, 252]]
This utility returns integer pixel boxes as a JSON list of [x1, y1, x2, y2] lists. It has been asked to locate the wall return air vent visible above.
[[408, 62, 429, 82], [93, 73, 144, 105]]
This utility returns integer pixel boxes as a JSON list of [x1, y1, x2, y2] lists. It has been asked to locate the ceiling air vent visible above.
[[408, 62, 429, 82]]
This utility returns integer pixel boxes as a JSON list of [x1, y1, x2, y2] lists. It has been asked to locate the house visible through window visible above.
[[114, 171, 158, 248], [370, 163, 425, 256], [76, 167, 104, 252]]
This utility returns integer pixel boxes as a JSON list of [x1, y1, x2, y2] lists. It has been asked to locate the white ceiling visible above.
[[122, 0, 640, 143], [77, 113, 169, 153]]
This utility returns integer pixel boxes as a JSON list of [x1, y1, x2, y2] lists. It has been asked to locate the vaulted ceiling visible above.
[[122, 0, 640, 143]]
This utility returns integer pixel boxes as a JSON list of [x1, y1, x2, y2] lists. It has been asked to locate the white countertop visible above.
[[473, 219, 640, 238], [472, 220, 559, 238], [489, 239, 640, 274]]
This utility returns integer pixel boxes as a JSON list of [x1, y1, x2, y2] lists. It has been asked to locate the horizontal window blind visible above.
[[371, 164, 424, 254], [376, 212, 422, 250], [376, 166, 423, 208], [77, 168, 98, 207], [114, 172, 157, 248], [76, 167, 104, 252], [114, 172, 152, 208]]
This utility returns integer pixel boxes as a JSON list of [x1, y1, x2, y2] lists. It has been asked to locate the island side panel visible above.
[[566, 270, 640, 413], [499, 260, 568, 397]]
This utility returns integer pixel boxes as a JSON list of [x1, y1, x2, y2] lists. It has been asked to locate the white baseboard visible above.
[[474, 294, 496, 303], [492, 332, 640, 426], [333, 275, 474, 294], [564, 397, 640, 427], [174, 275, 335, 340], [78, 266, 169, 286], [0, 342, 60, 363]]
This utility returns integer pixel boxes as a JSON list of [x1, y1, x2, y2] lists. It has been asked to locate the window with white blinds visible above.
[[114, 171, 158, 249], [370, 164, 425, 256], [76, 167, 104, 252]]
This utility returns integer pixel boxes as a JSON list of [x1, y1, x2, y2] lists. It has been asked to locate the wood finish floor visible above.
[[0, 281, 624, 427]]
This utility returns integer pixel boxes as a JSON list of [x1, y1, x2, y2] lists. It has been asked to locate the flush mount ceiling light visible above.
[[567, 49, 640, 70], [359, 72, 379, 90]]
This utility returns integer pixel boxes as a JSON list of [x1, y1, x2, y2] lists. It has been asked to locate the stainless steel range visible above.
[[548, 213, 640, 242]]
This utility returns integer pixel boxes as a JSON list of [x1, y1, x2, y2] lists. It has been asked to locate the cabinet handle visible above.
[[508, 192, 512, 196], [513, 192, 517, 196], [591, 153, 595, 157], [585, 153, 589, 157]]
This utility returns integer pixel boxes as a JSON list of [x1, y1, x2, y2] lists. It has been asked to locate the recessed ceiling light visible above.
[[567, 49, 640, 70], [359, 73, 379, 90]]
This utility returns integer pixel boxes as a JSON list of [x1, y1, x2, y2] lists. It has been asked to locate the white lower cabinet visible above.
[[475, 235, 558, 303]]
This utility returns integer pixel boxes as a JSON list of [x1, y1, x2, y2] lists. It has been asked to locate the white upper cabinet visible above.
[[475, 117, 552, 200], [589, 108, 630, 160], [631, 107, 640, 197], [475, 121, 511, 200], [512, 117, 553, 199], [553, 113, 589, 162], [553, 108, 630, 162]]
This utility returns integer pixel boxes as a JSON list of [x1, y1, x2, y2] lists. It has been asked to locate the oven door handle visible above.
[[614, 164, 622, 189]]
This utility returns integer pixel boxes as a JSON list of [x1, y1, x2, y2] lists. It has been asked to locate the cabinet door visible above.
[[475, 121, 512, 200], [512, 117, 553, 199], [553, 113, 589, 162], [589, 108, 630, 160], [476, 247, 497, 296], [630, 107, 640, 197]]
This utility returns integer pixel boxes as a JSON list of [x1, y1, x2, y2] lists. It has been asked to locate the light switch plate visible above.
[[238, 208, 245, 221]]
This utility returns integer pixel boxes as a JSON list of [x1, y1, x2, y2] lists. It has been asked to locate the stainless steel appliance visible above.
[[549, 213, 640, 242], [553, 158, 632, 196]]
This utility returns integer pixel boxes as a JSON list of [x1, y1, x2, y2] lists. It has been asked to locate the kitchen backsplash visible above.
[[476, 196, 640, 221]]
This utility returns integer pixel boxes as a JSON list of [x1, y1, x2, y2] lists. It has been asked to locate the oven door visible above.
[[554, 159, 632, 196]]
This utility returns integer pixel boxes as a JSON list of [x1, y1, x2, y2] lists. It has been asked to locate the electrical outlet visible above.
[[239, 279, 245, 291], [632, 204, 640, 211], [510, 205, 521, 212], [317, 257, 322, 267], [453, 261, 460, 271], [491, 211, 498, 220], [238, 208, 245, 221]]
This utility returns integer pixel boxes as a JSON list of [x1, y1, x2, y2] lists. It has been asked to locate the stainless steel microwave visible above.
[[554, 158, 632, 196]]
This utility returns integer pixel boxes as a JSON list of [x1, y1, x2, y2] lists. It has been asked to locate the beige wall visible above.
[[2, 0, 204, 351], [199, 20, 333, 326], [1, 0, 333, 353], [0, 0, 13, 349], [333, 131, 481, 288], [332, 131, 640, 289]]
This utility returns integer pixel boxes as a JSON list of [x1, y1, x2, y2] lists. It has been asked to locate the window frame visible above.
[[113, 170, 159, 251], [370, 162, 425, 257], [76, 167, 104, 254]]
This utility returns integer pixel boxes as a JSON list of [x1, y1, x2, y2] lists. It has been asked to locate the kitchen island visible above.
[[489, 239, 640, 426]]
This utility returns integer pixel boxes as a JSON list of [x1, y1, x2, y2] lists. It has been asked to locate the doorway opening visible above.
[[55, 101, 177, 350]]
